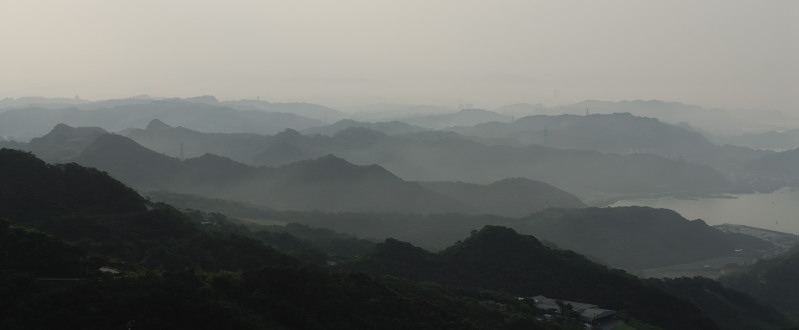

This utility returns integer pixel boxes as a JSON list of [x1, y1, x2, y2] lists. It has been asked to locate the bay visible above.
[[610, 187, 799, 235]]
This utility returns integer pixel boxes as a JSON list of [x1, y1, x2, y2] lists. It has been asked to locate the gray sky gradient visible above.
[[1, 1, 797, 112]]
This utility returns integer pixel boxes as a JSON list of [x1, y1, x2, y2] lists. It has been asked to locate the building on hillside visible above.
[[531, 295, 622, 329]]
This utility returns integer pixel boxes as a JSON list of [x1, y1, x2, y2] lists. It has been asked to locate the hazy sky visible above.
[[1, 1, 797, 111]]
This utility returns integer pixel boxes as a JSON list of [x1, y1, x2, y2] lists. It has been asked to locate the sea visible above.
[[610, 187, 799, 235]]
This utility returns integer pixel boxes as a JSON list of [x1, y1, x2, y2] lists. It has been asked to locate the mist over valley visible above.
[[2, 2, 797, 328], [4, 91, 799, 330]]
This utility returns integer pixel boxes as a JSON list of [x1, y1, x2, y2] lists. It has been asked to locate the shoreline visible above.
[[587, 185, 797, 207]]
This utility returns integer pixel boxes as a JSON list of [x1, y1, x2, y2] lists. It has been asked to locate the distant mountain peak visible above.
[[275, 128, 302, 139], [39, 123, 106, 140], [468, 225, 543, 247], [51, 123, 74, 132], [443, 226, 546, 258], [183, 153, 253, 172], [316, 153, 349, 163], [282, 154, 395, 179], [334, 126, 388, 140], [193, 152, 241, 162], [85, 133, 141, 149], [457, 108, 494, 115], [184, 95, 219, 103], [334, 119, 359, 125], [146, 119, 172, 130]]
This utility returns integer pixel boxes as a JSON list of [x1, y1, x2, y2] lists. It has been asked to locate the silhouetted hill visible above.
[[0, 151, 592, 330], [521, 99, 744, 136], [97, 99, 325, 134], [0, 148, 296, 270], [397, 108, 510, 129], [220, 98, 346, 122], [331, 126, 391, 146], [420, 178, 585, 217], [513, 207, 775, 269], [145, 117, 171, 130], [269, 205, 776, 273], [346, 103, 453, 122], [344, 226, 719, 330], [113, 119, 733, 199], [455, 113, 704, 150], [0, 96, 89, 109], [122, 119, 275, 163], [144, 190, 277, 220], [303, 119, 428, 136], [718, 129, 799, 151], [721, 248, 799, 323], [72, 134, 470, 214], [746, 148, 799, 177], [0, 106, 83, 140], [651, 276, 793, 330], [262, 130, 732, 200], [0, 148, 146, 221], [0, 139, 26, 150], [494, 102, 547, 117], [450, 113, 771, 175], [740, 148, 799, 190], [276, 131, 731, 200], [21, 126, 590, 216], [27, 123, 107, 162], [0, 218, 85, 277], [0, 98, 325, 139], [71, 131, 596, 216], [4, 150, 790, 329], [77, 133, 184, 190], [249, 155, 468, 213]]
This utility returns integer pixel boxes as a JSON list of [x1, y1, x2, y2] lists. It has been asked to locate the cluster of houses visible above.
[[479, 295, 622, 329], [530, 295, 622, 330]]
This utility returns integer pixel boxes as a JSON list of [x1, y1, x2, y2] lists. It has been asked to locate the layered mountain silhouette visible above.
[[449, 112, 771, 175], [420, 178, 585, 217], [343, 225, 720, 330], [739, 148, 799, 190], [217, 98, 346, 122], [0, 147, 522, 330], [13, 127, 576, 215], [746, 148, 799, 177], [0, 98, 324, 139], [27, 123, 108, 162], [395, 108, 510, 129], [498, 99, 743, 136], [340, 225, 792, 329], [6, 149, 790, 329], [302, 118, 428, 136], [721, 247, 799, 325], [73, 133, 463, 213], [0, 139, 27, 150], [0, 148, 146, 221], [120, 120, 732, 201], [122, 119, 272, 164], [718, 129, 799, 151], [277, 204, 774, 270], [510, 207, 774, 269]]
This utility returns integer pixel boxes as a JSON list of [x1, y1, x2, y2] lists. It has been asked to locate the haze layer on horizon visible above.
[[1, 1, 796, 112]]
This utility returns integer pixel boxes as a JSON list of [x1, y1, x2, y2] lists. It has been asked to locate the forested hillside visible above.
[[3, 148, 791, 329]]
